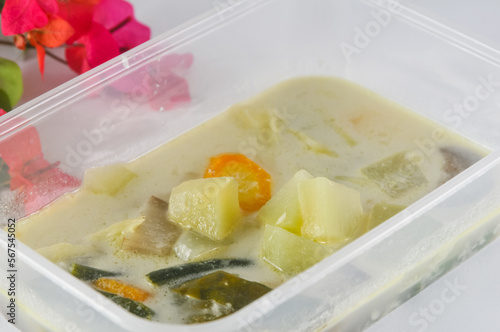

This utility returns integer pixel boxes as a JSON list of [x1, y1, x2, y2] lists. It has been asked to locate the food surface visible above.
[[15, 76, 487, 324]]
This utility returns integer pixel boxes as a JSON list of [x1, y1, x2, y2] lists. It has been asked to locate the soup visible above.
[[16, 76, 487, 324]]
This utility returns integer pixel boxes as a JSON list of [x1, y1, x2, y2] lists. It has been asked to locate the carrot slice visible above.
[[94, 278, 151, 302], [204, 154, 271, 212]]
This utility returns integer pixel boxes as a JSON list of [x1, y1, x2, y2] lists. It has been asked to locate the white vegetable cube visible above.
[[173, 231, 226, 261], [261, 224, 329, 275], [299, 177, 364, 244], [257, 170, 313, 235], [83, 163, 137, 196], [168, 177, 241, 241]]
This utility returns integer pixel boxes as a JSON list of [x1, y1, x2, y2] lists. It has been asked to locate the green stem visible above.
[[45, 49, 67, 65], [0, 40, 14, 46], [0, 39, 68, 65]]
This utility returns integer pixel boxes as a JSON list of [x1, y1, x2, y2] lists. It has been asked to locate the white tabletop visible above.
[[1, 1, 500, 331]]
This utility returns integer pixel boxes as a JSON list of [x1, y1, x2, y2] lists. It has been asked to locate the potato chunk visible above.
[[257, 170, 313, 235], [261, 224, 329, 275], [168, 177, 241, 241], [83, 163, 137, 196], [299, 177, 364, 244]]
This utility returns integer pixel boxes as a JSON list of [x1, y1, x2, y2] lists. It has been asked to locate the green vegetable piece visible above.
[[362, 151, 427, 198], [0, 57, 23, 111], [173, 271, 271, 310], [173, 231, 228, 262], [261, 224, 330, 275], [70, 263, 120, 281], [0, 157, 11, 189], [99, 291, 155, 319], [367, 203, 406, 231], [146, 258, 252, 286]]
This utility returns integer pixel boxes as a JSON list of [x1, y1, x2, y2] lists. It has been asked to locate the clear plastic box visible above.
[[2, 0, 500, 331]]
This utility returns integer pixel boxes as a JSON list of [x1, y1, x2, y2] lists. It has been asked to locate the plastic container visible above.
[[2, 0, 500, 331]]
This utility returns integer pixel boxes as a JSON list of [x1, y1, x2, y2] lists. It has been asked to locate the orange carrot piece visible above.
[[204, 153, 271, 212], [94, 278, 151, 302]]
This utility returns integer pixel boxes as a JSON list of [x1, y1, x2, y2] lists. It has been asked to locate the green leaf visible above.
[[0, 58, 23, 111], [0, 157, 10, 189], [0, 90, 11, 111], [0, 0, 5, 12]]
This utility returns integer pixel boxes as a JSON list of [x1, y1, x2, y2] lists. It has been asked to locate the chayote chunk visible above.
[[362, 151, 427, 198]]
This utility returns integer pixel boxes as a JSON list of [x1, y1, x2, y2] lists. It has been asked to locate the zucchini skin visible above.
[[70, 263, 120, 281], [146, 258, 253, 286], [99, 291, 155, 319]]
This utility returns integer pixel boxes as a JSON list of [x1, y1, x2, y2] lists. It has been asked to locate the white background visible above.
[[1, 1, 500, 331]]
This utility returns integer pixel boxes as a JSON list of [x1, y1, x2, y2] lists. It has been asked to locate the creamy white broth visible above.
[[16, 76, 487, 323]]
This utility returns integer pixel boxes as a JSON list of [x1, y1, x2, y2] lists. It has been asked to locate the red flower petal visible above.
[[1, 0, 50, 35], [0, 118, 81, 215], [65, 45, 91, 74], [93, 0, 150, 52], [9, 174, 32, 191], [148, 73, 191, 111], [27, 34, 46, 78], [93, 0, 133, 30], [23, 168, 81, 215], [111, 17, 150, 52], [31, 16, 75, 48], [0, 123, 42, 174], [65, 22, 120, 74], [58, 0, 99, 43], [0, 109, 6, 116], [36, 0, 58, 15], [110, 53, 193, 111]]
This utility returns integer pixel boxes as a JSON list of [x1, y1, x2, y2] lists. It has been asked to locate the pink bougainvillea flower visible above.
[[26, 15, 75, 78], [148, 72, 191, 111], [0, 119, 81, 215], [93, 0, 150, 52], [111, 53, 193, 111], [29, 16, 75, 48], [1, 0, 58, 35], [92, 0, 133, 28], [64, 0, 150, 74], [0, 124, 42, 173], [111, 17, 151, 53], [57, 0, 99, 43], [22, 165, 81, 215], [0, 109, 6, 116], [2, 0, 150, 76], [65, 21, 120, 74], [146, 53, 193, 111]]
